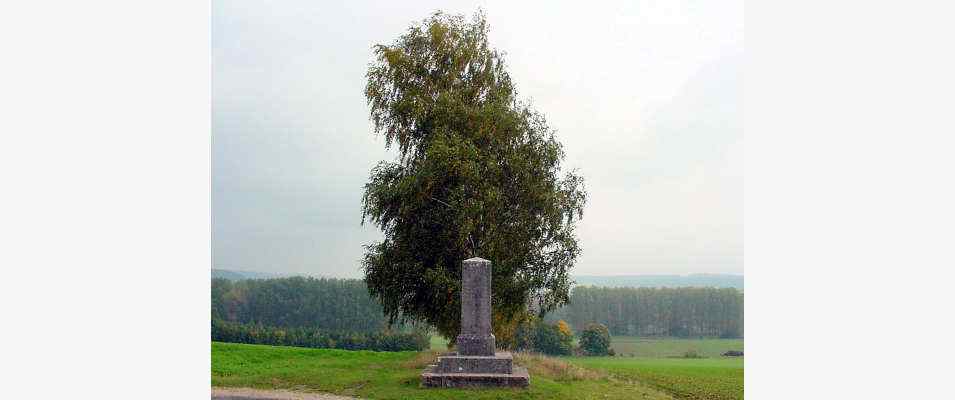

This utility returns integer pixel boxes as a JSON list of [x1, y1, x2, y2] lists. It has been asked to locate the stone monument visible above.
[[421, 257, 530, 388]]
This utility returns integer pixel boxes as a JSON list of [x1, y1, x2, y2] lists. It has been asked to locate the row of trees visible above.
[[212, 276, 743, 346], [547, 286, 744, 338], [211, 277, 391, 332], [212, 319, 429, 351]]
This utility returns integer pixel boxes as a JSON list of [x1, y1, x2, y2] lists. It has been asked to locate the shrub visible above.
[[681, 349, 704, 359], [514, 318, 537, 352], [510, 317, 574, 356], [533, 320, 574, 356], [579, 323, 612, 356]]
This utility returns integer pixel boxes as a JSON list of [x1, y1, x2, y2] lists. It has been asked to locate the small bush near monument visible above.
[[514, 318, 575, 356], [579, 323, 612, 356]]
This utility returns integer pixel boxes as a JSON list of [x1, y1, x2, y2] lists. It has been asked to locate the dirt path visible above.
[[212, 387, 358, 400]]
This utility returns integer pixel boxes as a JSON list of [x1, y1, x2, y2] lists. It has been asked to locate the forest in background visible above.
[[573, 274, 742, 289], [546, 286, 743, 338], [212, 277, 389, 332], [212, 276, 743, 339]]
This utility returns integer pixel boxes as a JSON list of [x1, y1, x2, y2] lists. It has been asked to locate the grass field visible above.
[[430, 335, 743, 358], [609, 336, 744, 358], [567, 357, 743, 400], [213, 342, 672, 400], [212, 337, 743, 400]]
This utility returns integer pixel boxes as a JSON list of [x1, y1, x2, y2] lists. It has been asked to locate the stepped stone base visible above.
[[421, 365, 530, 388], [432, 352, 513, 374]]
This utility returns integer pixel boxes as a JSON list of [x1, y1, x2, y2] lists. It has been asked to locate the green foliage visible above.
[[538, 321, 575, 356], [513, 316, 536, 351], [361, 10, 587, 341], [210, 277, 391, 333], [211, 319, 429, 352], [514, 317, 574, 356], [210, 277, 429, 352], [681, 349, 704, 359], [548, 287, 744, 338], [212, 342, 673, 400], [579, 323, 612, 356]]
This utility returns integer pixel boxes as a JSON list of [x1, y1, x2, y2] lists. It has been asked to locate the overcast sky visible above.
[[213, 0, 743, 278]]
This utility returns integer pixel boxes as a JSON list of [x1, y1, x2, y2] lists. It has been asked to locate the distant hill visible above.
[[572, 274, 743, 289], [212, 269, 288, 280]]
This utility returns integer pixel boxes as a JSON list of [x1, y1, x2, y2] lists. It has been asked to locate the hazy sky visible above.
[[213, 0, 743, 278]]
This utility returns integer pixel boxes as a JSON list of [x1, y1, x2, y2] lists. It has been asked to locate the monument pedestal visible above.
[[431, 351, 514, 374], [421, 365, 530, 388], [422, 351, 529, 387], [421, 257, 530, 388], [455, 333, 496, 356]]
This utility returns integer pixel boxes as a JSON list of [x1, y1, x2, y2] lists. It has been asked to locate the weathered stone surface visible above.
[[421, 366, 530, 388], [455, 333, 496, 356], [422, 257, 530, 389], [457, 257, 494, 356], [433, 352, 513, 374]]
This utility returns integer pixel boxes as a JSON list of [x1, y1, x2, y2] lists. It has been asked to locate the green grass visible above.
[[566, 357, 743, 400], [609, 336, 744, 358], [430, 334, 743, 358], [213, 337, 743, 400], [212, 342, 673, 400], [429, 335, 448, 352]]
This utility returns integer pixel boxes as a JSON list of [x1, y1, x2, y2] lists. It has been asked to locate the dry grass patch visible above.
[[399, 350, 439, 369], [514, 352, 607, 381]]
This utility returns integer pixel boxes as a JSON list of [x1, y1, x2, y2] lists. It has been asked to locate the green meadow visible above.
[[567, 357, 743, 400], [609, 336, 744, 358], [212, 342, 672, 400], [212, 336, 743, 400]]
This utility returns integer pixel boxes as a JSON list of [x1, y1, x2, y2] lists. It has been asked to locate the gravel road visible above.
[[211, 387, 358, 400]]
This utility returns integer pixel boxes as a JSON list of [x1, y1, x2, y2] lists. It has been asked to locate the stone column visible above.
[[456, 257, 495, 356], [422, 256, 529, 387]]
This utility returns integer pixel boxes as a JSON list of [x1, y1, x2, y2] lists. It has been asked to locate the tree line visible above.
[[212, 276, 743, 344], [546, 286, 744, 338], [212, 276, 390, 333], [212, 319, 428, 352]]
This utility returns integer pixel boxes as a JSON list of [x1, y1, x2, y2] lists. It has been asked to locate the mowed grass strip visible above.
[[567, 357, 743, 400], [609, 336, 744, 358], [212, 342, 674, 400]]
